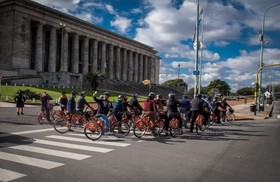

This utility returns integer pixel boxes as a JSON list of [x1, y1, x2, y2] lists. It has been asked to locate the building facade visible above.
[[0, 0, 160, 87]]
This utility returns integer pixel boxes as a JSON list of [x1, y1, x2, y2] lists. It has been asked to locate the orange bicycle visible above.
[[37, 104, 53, 124], [133, 114, 164, 138], [84, 112, 130, 141], [53, 107, 95, 133]]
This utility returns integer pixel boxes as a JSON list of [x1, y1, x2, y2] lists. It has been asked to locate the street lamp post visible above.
[[258, 3, 280, 112], [59, 22, 66, 72], [194, 0, 200, 97]]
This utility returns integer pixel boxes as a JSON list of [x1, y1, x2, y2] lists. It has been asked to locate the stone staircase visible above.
[[98, 79, 185, 99]]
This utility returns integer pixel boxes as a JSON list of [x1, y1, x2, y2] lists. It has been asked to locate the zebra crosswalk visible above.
[[0, 132, 131, 182]]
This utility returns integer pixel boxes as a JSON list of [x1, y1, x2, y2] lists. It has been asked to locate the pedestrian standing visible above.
[[14, 91, 26, 115]]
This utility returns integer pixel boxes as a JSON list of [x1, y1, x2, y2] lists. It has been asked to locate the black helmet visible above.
[[182, 95, 187, 98], [148, 92, 155, 97], [71, 91, 78, 95], [132, 93, 138, 97], [104, 92, 110, 96], [197, 94, 202, 98], [168, 93, 175, 97], [118, 95, 124, 99], [157, 94, 162, 98]]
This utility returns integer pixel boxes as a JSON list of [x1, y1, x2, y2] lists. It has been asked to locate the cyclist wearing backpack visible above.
[[165, 93, 182, 135], [179, 95, 190, 129]]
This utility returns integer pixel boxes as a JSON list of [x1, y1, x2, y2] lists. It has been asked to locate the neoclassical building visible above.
[[0, 0, 160, 87]]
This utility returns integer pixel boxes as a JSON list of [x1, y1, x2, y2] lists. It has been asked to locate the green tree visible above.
[[84, 72, 105, 90], [206, 79, 231, 96], [236, 87, 254, 96], [161, 79, 186, 87]]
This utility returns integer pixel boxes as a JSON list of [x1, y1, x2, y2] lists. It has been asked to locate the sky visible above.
[[33, 0, 280, 93]]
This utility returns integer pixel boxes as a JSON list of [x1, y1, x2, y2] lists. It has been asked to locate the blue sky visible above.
[[34, 0, 280, 93]]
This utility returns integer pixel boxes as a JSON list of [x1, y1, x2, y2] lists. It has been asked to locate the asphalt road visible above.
[[0, 106, 280, 182]]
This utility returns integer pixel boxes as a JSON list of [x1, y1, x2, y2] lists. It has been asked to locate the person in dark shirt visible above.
[[93, 91, 113, 135], [14, 91, 26, 115], [67, 91, 78, 114], [212, 97, 222, 124], [179, 95, 191, 129], [58, 91, 68, 111], [129, 93, 143, 116], [165, 93, 182, 135], [190, 94, 204, 132], [40, 91, 53, 121]]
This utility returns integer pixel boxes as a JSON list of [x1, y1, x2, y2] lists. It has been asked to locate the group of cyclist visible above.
[[43, 89, 233, 136]]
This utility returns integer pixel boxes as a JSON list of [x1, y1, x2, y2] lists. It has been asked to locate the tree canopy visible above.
[[236, 87, 254, 96], [161, 79, 187, 87]]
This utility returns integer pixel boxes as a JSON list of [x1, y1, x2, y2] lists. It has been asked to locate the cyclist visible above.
[[40, 91, 53, 122], [67, 91, 78, 114], [93, 91, 113, 135], [129, 93, 143, 116], [58, 91, 68, 111], [165, 93, 182, 135], [155, 94, 167, 125], [76, 91, 93, 125], [202, 95, 212, 125], [211, 96, 222, 124], [142, 92, 158, 135], [190, 94, 204, 133], [220, 97, 233, 121], [14, 90, 26, 115], [179, 95, 190, 129]]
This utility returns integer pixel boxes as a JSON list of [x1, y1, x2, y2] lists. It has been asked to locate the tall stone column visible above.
[[35, 23, 43, 72], [109, 44, 114, 79], [48, 27, 56, 72], [155, 57, 160, 84], [116, 47, 121, 80], [82, 37, 89, 74], [138, 54, 143, 82], [128, 50, 133, 82], [60, 29, 68, 72], [72, 33, 79, 73], [92, 39, 98, 73], [133, 52, 139, 83], [144, 55, 149, 80], [122, 49, 127, 81], [101, 42, 106, 74], [150, 57, 155, 84]]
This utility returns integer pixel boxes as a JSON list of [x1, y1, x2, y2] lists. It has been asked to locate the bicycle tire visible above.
[[133, 120, 147, 138], [154, 119, 164, 135], [37, 115, 45, 125], [227, 114, 235, 122], [84, 122, 102, 141], [53, 117, 70, 133], [52, 110, 64, 120], [127, 119, 135, 131], [111, 121, 130, 138], [169, 118, 179, 138]]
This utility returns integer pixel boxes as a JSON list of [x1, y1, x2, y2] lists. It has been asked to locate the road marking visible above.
[[0, 168, 26, 182], [23, 139, 114, 153], [0, 143, 91, 160], [0, 151, 64, 169], [0, 128, 54, 138], [46, 135, 131, 147]]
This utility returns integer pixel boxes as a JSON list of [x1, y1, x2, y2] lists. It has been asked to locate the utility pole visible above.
[[194, 0, 200, 97]]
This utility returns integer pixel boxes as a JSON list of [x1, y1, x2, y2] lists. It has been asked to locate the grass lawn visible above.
[[0, 86, 144, 104]]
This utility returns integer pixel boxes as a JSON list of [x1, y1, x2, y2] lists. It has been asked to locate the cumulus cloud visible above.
[[110, 16, 132, 33]]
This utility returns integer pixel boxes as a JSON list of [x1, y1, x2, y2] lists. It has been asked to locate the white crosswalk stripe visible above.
[[0, 130, 132, 181], [47, 135, 131, 147], [0, 142, 91, 160], [0, 151, 64, 169], [23, 138, 114, 153], [0, 168, 27, 182]]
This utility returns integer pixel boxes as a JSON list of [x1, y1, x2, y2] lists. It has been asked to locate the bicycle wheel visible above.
[[84, 122, 102, 141], [169, 118, 179, 138], [111, 121, 130, 138], [133, 120, 147, 138], [154, 119, 164, 135], [127, 119, 135, 131], [227, 114, 235, 122], [53, 117, 70, 133], [37, 115, 45, 124], [52, 110, 63, 120]]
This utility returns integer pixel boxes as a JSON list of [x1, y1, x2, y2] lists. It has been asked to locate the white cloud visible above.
[[110, 16, 132, 33]]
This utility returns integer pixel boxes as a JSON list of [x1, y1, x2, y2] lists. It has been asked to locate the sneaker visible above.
[[17, 112, 19, 115], [104, 131, 112, 135], [68, 128, 74, 132], [21, 112, 24, 115]]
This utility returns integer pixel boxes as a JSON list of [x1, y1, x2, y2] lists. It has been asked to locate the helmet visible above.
[[196, 94, 202, 98], [156, 94, 162, 98], [168, 93, 175, 97], [71, 91, 78, 95], [99, 95, 104, 99], [104, 92, 110, 96], [80, 91, 85, 95], [182, 94, 187, 99], [118, 95, 124, 99], [148, 92, 155, 97], [132, 93, 138, 97]]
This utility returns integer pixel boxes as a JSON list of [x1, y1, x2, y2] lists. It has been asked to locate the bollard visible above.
[[6, 96, 8, 101], [23, 84, 25, 87], [33, 98, 35, 103], [36, 85, 38, 87], [6, 83, 8, 86], [14, 83, 16, 86]]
